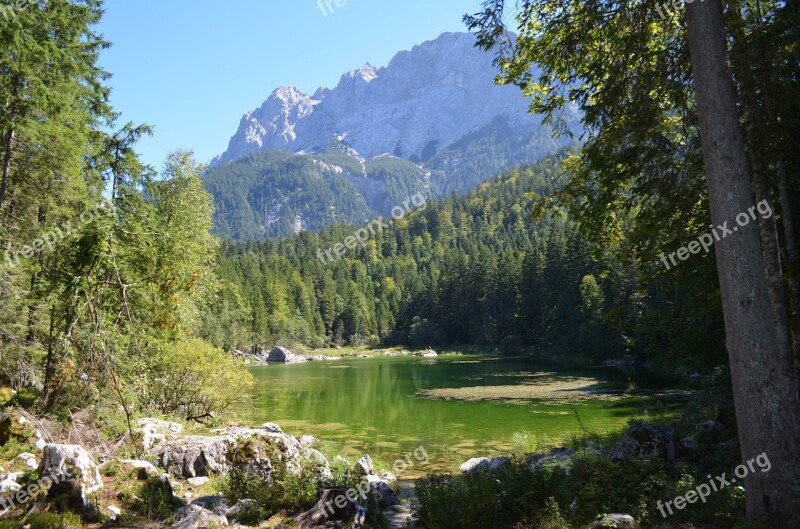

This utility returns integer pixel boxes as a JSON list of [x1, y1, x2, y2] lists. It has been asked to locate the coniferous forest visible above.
[[1, 1, 799, 528]]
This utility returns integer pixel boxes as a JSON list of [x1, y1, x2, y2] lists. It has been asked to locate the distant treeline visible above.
[[203, 151, 726, 372]]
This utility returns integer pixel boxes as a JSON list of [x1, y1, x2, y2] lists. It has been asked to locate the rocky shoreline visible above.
[[233, 346, 439, 365], [0, 410, 727, 528]]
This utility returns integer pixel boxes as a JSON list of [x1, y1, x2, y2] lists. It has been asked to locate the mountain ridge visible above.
[[205, 32, 580, 239]]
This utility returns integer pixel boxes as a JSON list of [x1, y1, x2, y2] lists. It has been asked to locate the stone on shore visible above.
[[585, 513, 639, 528], [266, 346, 307, 363], [38, 444, 103, 508], [610, 420, 682, 462]]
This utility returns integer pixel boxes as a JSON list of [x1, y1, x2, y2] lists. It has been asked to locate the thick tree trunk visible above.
[[685, 1, 800, 526]]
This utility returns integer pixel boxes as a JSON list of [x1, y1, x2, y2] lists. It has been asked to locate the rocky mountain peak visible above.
[[211, 32, 540, 166]]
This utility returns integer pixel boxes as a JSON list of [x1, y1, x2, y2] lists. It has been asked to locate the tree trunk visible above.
[[0, 79, 20, 215], [686, 1, 800, 526], [778, 156, 800, 358], [0, 125, 14, 213]]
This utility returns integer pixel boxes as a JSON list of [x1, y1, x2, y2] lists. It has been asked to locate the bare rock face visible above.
[[610, 421, 682, 462], [38, 444, 103, 508], [212, 33, 569, 166]]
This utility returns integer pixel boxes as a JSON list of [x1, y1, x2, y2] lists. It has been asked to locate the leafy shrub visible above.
[[117, 474, 183, 521], [417, 453, 745, 529], [145, 337, 254, 422], [223, 455, 319, 522]]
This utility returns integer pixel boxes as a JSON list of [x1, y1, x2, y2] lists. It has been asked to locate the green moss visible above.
[[0, 388, 14, 407]]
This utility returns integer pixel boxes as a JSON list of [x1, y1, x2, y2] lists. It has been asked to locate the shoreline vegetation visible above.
[[0, 390, 744, 529]]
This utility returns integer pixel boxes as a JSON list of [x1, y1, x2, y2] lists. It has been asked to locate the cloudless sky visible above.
[[97, 0, 487, 169]]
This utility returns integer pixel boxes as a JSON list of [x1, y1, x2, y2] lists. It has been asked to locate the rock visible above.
[[120, 459, 159, 478], [0, 478, 21, 493], [585, 513, 639, 529], [158, 426, 303, 481], [147, 473, 185, 511], [300, 448, 333, 481], [527, 447, 576, 470], [378, 471, 397, 483], [173, 504, 229, 528], [190, 495, 230, 514], [107, 505, 122, 519], [38, 444, 103, 507], [488, 456, 511, 471], [422, 349, 438, 357], [224, 499, 259, 523], [460, 457, 490, 474], [353, 454, 374, 477], [370, 480, 401, 510], [138, 418, 182, 451], [187, 477, 210, 487], [610, 421, 682, 462], [266, 346, 307, 363], [154, 435, 234, 479], [259, 422, 284, 434], [16, 452, 37, 470], [299, 434, 319, 449], [699, 420, 724, 435]]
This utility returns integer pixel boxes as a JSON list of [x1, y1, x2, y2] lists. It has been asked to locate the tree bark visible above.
[[685, 1, 800, 525], [0, 78, 21, 215], [777, 159, 800, 357]]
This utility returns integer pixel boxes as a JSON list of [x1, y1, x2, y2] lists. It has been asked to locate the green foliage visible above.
[[145, 337, 254, 423], [205, 115, 575, 241], [417, 454, 745, 529], [116, 474, 183, 521], [510, 430, 556, 455], [222, 456, 319, 522], [205, 151, 721, 373], [0, 511, 84, 529], [0, 437, 36, 461]]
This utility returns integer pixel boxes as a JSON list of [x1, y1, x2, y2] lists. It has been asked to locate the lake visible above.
[[240, 355, 671, 475]]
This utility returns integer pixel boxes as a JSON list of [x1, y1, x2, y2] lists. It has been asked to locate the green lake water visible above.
[[240, 355, 671, 474]]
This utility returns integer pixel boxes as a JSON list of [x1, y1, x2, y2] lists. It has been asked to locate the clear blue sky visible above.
[[97, 0, 486, 169]]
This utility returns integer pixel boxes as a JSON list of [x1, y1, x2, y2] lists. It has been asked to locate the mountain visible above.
[[206, 32, 580, 239]]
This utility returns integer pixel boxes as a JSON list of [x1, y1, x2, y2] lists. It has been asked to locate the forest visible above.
[[0, 0, 799, 528], [202, 149, 727, 377]]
